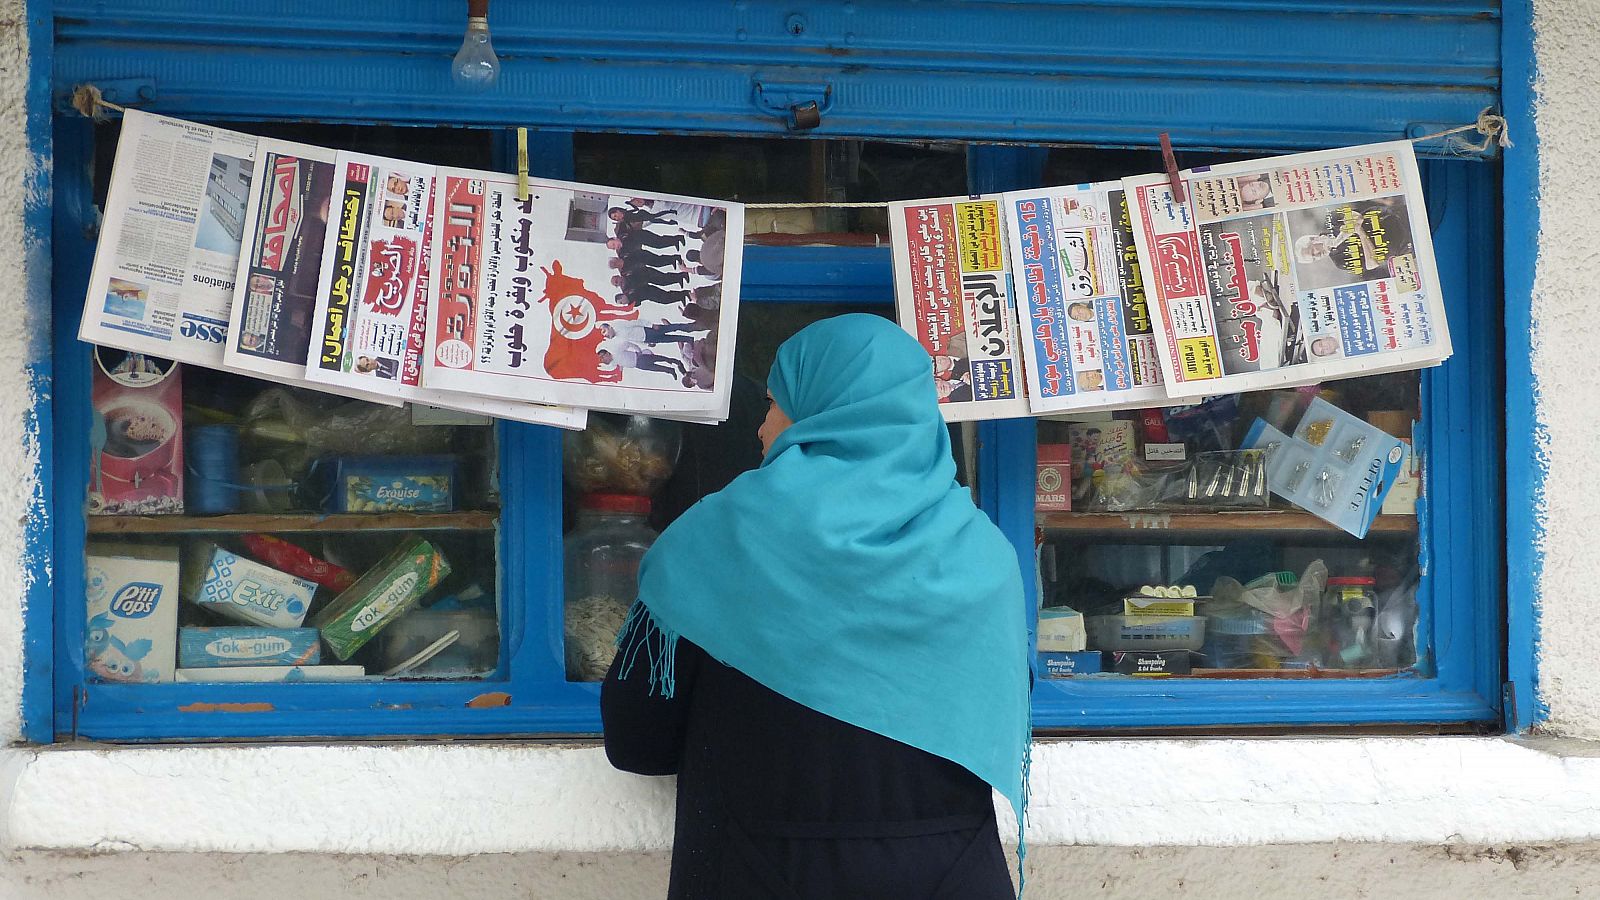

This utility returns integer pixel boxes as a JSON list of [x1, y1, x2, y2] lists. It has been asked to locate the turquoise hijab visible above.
[[623, 313, 1031, 817]]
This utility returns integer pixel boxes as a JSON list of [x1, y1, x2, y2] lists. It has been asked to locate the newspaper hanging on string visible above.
[[80, 110, 259, 368], [421, 168, 744, 418], [888, 195, 1029, 422], [1123, 141, 1451, 400], [306, 152, 586, 428], [1002, 182, 1170, 415]]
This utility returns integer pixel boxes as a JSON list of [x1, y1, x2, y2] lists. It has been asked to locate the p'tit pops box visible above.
[[85, 543, 180, 683]]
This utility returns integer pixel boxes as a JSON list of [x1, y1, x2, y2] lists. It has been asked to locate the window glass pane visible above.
[[1035, 372, 1423, 680], [83, 123, 504, 687], [558, 300, 974, 680], [574, 134, 967, 246]]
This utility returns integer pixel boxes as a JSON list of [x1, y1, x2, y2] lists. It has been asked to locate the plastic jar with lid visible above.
[[563, 493, 657, 682], [1323, 576, 1378, 668]]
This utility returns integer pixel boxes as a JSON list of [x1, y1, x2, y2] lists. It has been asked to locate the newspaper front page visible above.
[[1002, 182, 1170, 415], [888, 196, 1029, 422], [1124, 141, 1452, 400], [422, 168, 744, 418], [80, 110, 258, 367], [225, 139, 337, 382], [308, 152, 586, 429]]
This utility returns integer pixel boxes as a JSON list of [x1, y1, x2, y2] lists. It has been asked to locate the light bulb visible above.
[[452, 4, 499, 90]]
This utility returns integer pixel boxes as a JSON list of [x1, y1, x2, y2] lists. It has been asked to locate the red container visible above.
[[90, 349, 183, 515], [1036, 444, 1072, 512]]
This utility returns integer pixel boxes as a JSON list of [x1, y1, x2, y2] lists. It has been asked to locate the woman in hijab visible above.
[[602, 313, 1030, 900]]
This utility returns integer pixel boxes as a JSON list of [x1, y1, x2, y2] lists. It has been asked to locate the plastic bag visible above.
[[238, 388, 456, 494], [1211, 560, 1329, 656]]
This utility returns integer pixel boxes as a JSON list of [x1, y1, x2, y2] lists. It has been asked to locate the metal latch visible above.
[[57, 78, 156, 114], [753, 80, 832, 131]]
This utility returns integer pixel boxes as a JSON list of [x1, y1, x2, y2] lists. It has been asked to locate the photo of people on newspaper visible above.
[[424, 169, 743, 417], [1198, 213, 1306, 374], [1285, 196, 1418, 292]]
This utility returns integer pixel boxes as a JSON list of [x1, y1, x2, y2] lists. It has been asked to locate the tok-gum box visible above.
[[311, 538, 452, 661], [179, 626, 321, 668], [183, 542, 318, 628], [85, 543, 180, 683]]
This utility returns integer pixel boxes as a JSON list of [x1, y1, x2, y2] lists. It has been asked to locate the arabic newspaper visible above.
[[80, 110, 258, 367], [308, 152, 586, 429], [421, 168, 744, 417], [1124, 141, 1452, 400], [1003, 182, 1170, 414], [224, 139, 338, 382], [888, 196, 1029, 422]]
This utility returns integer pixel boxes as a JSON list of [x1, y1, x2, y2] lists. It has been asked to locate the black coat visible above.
[[602, 616, 1016, 900]]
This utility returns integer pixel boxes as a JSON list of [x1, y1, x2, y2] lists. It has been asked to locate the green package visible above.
[[311, 538, 452, 661]]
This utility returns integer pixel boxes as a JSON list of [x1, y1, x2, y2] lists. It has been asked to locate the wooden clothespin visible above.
[[1159, 132, 1186, 204], [516, 127, 530, 201]]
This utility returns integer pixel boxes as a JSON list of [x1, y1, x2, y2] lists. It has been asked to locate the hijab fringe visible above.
[[1016, 687, 1034, 899], [614, 600, 681, 698]]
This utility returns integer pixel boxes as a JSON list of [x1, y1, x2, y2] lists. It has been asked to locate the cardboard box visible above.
[[1068, 420, 1138, 503], [175, 665, 365, 683], [89, 349, 183, 515], [1366, 412, 1418, 516], [1381, 439, 1418, 515], [1038, 651, 1103, 677], [1036, 606, 1087, 652], [311, 538, 452, 661], [85, 543, 180, 683], [1123, 597, 1197, 617], [1111, 650, 1193, 676], [1035, 444, 1072, 512], [179, 627, 321, 668], [184, 542, 317, 628], [329, 455, 458, 513]]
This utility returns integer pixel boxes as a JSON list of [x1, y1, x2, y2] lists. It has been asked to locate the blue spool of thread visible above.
[[187, 424, 242, 515]]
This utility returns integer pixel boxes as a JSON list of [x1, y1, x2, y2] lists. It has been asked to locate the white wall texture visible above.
[[5, 1, 1600, 897], [1525, 0, 1600, 738]]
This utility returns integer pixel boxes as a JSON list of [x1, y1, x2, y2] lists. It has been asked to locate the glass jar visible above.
[[562, 413, 683, 497], [563, 493, 657, 681]]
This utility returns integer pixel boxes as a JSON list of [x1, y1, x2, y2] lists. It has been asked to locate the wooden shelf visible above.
[[1038, 510, 1417, 538], [85, 511, 499, 535]]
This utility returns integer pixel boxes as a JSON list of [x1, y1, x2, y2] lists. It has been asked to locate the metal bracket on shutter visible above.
[[752, 80, 832, 132], [56, 78, 156, 114]]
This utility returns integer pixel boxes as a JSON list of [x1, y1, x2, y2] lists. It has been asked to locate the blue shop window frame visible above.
[[37, 116, 1500, 741]]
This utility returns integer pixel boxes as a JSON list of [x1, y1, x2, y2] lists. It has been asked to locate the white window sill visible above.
[[4, 737, 1600, 855]]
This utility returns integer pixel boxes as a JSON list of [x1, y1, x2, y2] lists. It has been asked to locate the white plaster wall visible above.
[[3, 0, 1600, 897], [1529, 0, 1600, 737], [0, 0, 44, 750], [9, 843, 1600, 900]]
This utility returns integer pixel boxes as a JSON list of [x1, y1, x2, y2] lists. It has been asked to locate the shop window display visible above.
[[81, 123, 506, 688], [60, 116, 1474, 736], [1035, 371, 1424, 679]]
